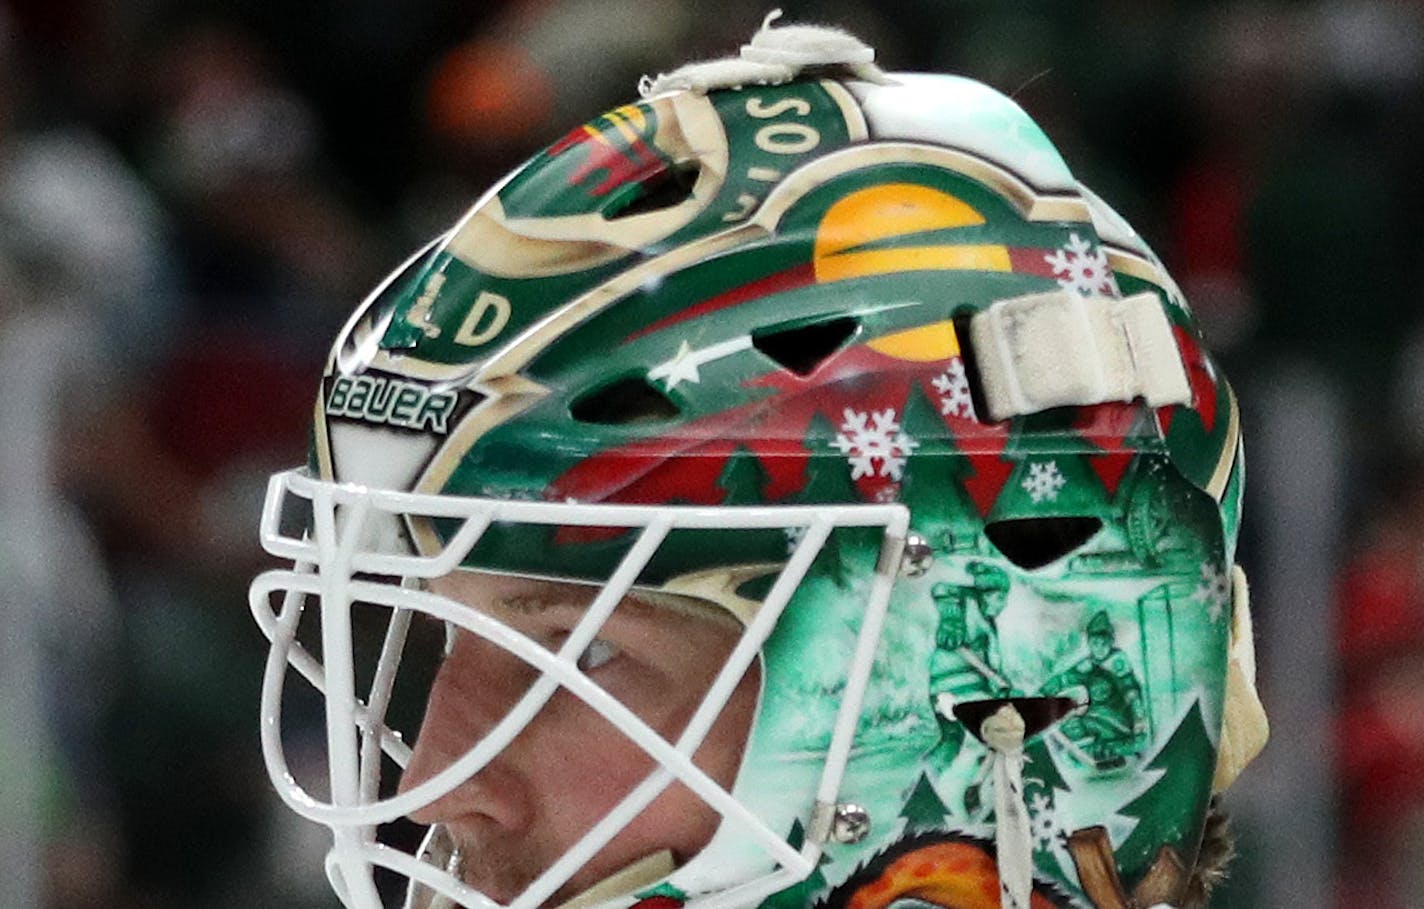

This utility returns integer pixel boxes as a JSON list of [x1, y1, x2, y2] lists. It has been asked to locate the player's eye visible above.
[[575, 638, 620, 672]]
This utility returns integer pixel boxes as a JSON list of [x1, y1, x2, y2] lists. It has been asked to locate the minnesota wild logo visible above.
[[519, 103, 672, 212]]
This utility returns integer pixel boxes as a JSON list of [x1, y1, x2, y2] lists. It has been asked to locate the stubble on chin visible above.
[[447, 837, 547, 906]]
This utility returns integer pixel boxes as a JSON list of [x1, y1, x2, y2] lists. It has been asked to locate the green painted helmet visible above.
[[251, 18, 1266, 909]]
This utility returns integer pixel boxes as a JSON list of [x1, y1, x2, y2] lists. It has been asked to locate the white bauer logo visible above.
[[326, 374, 459, 433]]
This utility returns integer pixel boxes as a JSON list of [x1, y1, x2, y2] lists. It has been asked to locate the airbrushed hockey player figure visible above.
[[1042, 611, 1150, 770], [927, 564, 1011, 765], [249, 15, 1269, 909]]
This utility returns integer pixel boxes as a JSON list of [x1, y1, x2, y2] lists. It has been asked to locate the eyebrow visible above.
[[496, 592, 585, 615], [495, 587, 742, 632]]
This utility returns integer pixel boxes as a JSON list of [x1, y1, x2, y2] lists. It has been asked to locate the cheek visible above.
[[527, 657, 760, 848], [523, 692, 666, 830], [646, 663, 763, 857], [697, 658, 761, 789]]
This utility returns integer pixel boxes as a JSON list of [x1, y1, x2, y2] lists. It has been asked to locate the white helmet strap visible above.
[[970, 289, 1193, 422]]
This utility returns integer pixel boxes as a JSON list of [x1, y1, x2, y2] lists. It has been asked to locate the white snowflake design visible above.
[[1021, 460, 1067, 503], [830, 408, 918, 481], [932, 358, 977, 420], [1195, 561, 1232, 623], [1045, 232, 1118, 297], [1028, 791, 1061, 852]]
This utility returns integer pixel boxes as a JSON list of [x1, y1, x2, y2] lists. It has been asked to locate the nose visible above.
[[398, 634, 535, 832]]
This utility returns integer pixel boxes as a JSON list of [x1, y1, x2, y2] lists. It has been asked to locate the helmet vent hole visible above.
[[953, 696, 1081, 742], [605, 162, 701, 220], [570, 376, 680, 425], [985, 516, 1102, 569], [752, 317, 859, 376]]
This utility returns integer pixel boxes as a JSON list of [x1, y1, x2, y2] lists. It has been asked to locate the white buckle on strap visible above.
[[969, 289, 1192, 422]]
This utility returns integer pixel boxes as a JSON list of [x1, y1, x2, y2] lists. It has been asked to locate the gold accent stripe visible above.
[[414, 375, 548, 494], [478, 223, 765, 380], [1105, 245, 1188, 309], [819, 78, 870, 142], [614, 103, 647, 133], [1204, 381, 1241, 501], [313, 386, 334, 481], [603, 108, 642, 147], [584, 123, 612, 147], [407, 376, 549, 556]]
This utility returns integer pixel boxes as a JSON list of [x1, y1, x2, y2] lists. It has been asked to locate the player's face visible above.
[[398, 571, 759, 906], [1088, 634, 1111, 661]]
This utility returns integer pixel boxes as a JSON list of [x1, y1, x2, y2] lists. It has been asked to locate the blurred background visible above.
[[0, 0, 1421, 906]]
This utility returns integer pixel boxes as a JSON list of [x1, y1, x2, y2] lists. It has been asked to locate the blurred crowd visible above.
[[0, 1, 1422, 907]]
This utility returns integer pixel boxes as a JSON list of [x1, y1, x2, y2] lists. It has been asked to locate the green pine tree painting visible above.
[[1114, 700, 1216, 879], [898, 385, 980, 551], [718, 444, 771, 505], [795, 412, 863, 584], [900, 770, 952, 831]]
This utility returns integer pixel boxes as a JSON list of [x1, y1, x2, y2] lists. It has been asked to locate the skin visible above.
[[398, 571, 760, 906]]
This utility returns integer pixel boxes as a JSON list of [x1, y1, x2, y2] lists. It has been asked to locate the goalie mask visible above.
[[251, 18, 1267, 909]]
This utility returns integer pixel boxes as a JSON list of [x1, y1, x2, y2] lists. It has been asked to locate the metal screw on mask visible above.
[[830, 804, 871, 844], [900, 532, 934, 577]]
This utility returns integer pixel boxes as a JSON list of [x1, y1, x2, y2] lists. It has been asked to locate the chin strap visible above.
[[1211, 566, 1269, 792], [404, 826, 676, 909], [982, 705, 1032, 909], [551, 852, 676, 909]]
